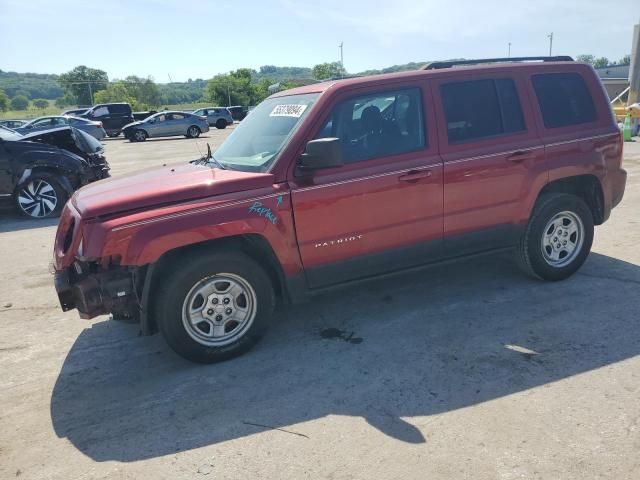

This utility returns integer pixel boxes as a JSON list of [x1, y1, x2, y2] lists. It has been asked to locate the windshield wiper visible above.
[[192, 143, 226, 169]]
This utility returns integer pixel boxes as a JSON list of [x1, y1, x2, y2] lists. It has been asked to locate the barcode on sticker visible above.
[[270, 104, 308, 117]]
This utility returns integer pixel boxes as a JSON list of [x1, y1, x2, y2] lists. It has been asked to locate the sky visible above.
[[0, 0, 638, 82]]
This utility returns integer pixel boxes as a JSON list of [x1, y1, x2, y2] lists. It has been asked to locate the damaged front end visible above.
[[54, 260, 138, 320], [52, 203, 142, 323]]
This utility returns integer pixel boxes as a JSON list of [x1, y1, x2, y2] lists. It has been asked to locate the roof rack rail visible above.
[[423, 56, 574, 70]]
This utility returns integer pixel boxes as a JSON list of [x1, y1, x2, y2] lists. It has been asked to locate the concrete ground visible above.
[[1, 131, 639, 480]]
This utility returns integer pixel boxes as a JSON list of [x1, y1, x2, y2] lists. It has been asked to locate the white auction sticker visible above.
[[270, 104, 308, 117]]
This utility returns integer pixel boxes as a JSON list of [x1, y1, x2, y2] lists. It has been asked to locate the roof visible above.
[[595, 64, 630, 80], [273, 60, 579, 97]]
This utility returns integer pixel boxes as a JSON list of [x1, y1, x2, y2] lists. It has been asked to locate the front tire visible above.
[[517, 193, 594, 281], [155, 251, 275, 363], [14, 173, 68, 219], [187, 125, 201, 138], [131, 129, 147, 142]]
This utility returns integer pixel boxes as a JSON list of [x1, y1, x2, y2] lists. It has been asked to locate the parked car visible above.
[[227, 105, 248, 121], [0, 119, 28, 129], [81, 103, 134, 137], [61, 108, 90, 117], [14, 116, 106, 140], [191, 107, 234, 129], [122, 111, 209, 142], [52, 56, 626, 363], [0, 126, 109, 218]]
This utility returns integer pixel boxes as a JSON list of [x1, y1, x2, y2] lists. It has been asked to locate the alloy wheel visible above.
[[17, 179, 58, 218]]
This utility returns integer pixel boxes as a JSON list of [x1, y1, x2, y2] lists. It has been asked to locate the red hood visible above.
[[72, 162, 274, 218]]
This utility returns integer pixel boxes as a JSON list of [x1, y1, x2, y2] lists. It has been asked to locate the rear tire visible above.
[[215, 119, 227, 129], [155, 250, 275, 363], [187, 125, 201, 138], [14, 173, 68, 219], [517, 193, 593, 281], [107, 132, 120, 138]]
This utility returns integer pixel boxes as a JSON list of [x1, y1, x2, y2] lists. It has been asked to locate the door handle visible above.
[[506, 150, 534, 162], [399, 170, 432, 182]]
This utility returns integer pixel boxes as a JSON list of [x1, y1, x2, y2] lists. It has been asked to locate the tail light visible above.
[[200, 116, 207, 121], [97, 122, 103, 128]]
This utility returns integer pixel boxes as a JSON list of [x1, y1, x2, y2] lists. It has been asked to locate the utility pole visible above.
[[87, 82, 93, 106], [339, 41, 344, 76], [227, 84, 231, 107], [508, 42, 511, 58], [547, 32, 553, 56]]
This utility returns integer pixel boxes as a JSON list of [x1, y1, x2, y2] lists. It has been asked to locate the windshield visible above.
[[213, 93, 319, 172]]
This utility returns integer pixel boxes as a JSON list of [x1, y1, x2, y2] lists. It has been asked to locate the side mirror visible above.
[[297, 138, 343, 175]]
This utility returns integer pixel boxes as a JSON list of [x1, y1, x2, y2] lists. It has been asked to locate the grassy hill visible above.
[[0, 70, 63, 99]]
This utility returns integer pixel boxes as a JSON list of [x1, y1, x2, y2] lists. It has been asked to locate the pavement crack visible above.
[[242, 421, 309, 438]]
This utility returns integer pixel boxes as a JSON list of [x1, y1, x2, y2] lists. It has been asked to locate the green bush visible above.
[[10, 95, 29, 110], [33, 98, 49, 109]]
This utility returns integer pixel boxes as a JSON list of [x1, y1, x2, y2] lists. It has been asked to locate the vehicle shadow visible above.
[[0, 209, 59, 233], [50, 252, 640, 462]]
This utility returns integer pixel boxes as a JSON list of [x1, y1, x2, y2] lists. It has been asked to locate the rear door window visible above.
[[92, 106, 109, 117], [532, 72, 597, 128], [440, 78, 525, 144], [108, 104, 131, 115]]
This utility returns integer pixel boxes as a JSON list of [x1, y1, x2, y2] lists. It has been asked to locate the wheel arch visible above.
[[138, 234, 289, 335], [14, 166, 76, 196], [535, 174, 605, 225]]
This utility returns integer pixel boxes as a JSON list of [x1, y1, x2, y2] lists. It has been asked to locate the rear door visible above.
[[432, 72, 545, 255], [166, 113, 187, 135], [290, 83, 444, 287]]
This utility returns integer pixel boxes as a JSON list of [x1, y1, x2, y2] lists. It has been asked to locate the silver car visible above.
[[123, 111, 209, 142], [15, 115, 106, 140], [191, 107, 234, 129]]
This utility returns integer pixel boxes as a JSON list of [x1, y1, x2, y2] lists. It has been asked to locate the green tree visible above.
[[55, 93, 77, 108], [312, 62, 346, 80], [618, 54, 631, 66], [204, 69, 255, 106], [58, 65, 108, 105], [0, 89, 9, 112], [32, 98, 49, 109], [10, 95, 29, 110], [123, 76, 160, 107], [593, 57, 610, 68], [576, 54, 595, 65], [92, 77, 160, 110]]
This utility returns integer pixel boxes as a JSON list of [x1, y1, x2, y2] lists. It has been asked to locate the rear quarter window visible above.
[[532, 72, 597, 128]]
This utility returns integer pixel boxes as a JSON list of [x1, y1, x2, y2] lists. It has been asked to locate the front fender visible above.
[[94, 192, 303, 277]]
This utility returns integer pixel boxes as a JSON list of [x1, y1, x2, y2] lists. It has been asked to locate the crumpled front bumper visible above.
[[54, 264, 135, 320]]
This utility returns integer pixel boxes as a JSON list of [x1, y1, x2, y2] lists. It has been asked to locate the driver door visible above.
[[289, 83, 444, 288], [146, 114, 167, 137]]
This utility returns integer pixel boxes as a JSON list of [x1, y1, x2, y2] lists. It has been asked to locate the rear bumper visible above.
[[601, 167, 627, 223]]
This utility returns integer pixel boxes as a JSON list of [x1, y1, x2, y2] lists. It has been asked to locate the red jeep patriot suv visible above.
[[53, 56, 627, 363]]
